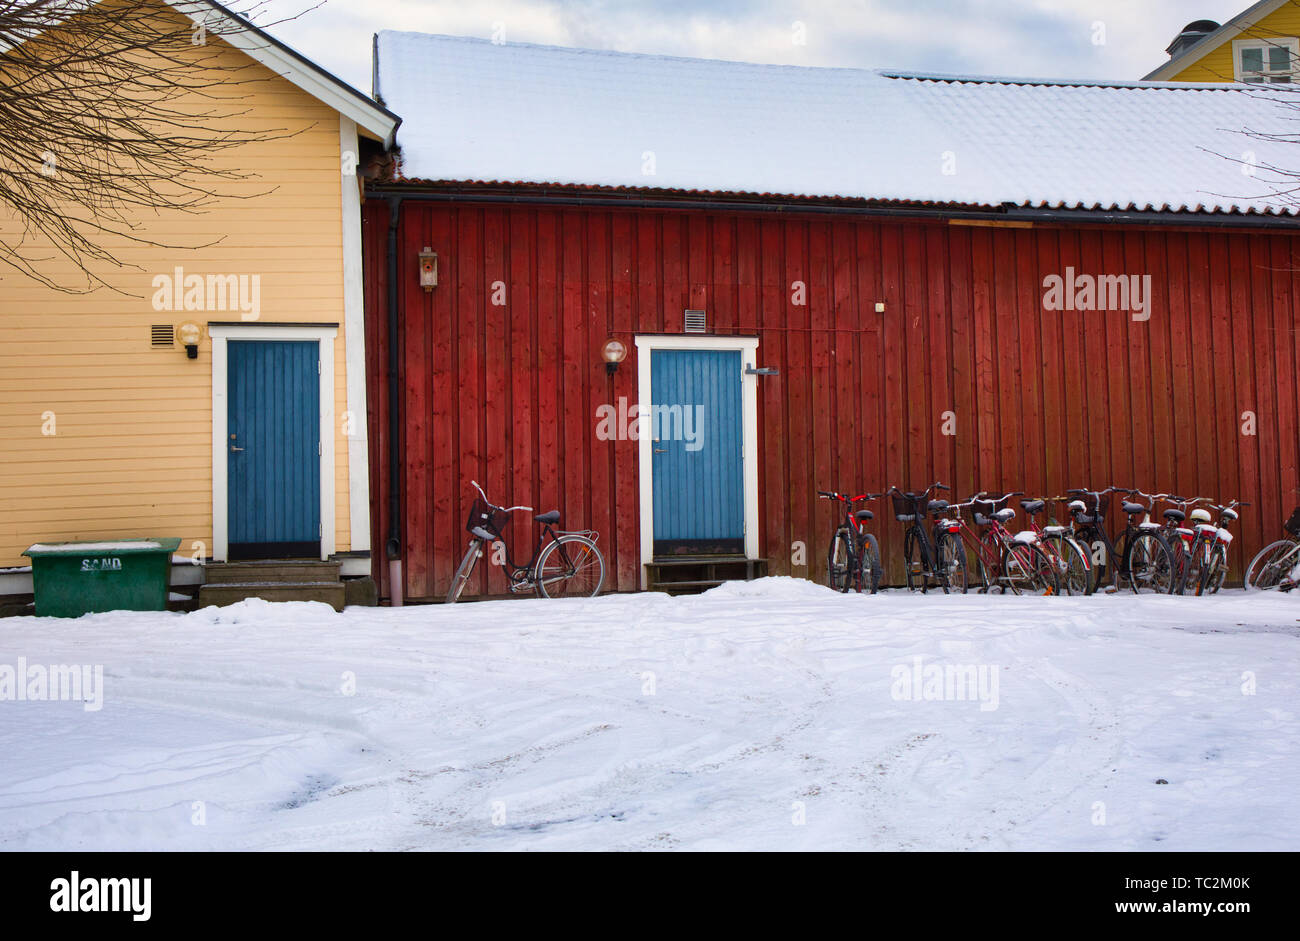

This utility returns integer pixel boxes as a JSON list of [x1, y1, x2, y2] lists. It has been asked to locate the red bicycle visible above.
[[819, 490, 884, 593], [956, 492, 1059, 595]]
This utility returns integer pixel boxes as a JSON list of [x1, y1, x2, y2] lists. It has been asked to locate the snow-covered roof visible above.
[[373, 31, 1300, 217]]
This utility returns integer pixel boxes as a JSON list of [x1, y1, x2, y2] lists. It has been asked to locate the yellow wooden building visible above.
[[1145, 0, 1300, 82], [0, 0, 398, 605]]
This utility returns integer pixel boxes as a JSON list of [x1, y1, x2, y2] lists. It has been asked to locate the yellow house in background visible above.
[[1145, 0, 1300, 82], [0, 0, 398, 609]]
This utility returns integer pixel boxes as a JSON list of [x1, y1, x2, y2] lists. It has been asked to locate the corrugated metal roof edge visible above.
[[879, 70, 1256, 91], [375, 176, 1300, 219]]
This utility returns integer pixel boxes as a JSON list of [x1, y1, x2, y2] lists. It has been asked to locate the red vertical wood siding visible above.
[[364, 199, 1300, 601]]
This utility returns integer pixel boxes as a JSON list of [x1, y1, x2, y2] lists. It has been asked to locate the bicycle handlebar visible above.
[[887, 482, 949, 497], [469, 480, 533, 513], [973, 491, 1023, 506], [819, 490, 882, 502]]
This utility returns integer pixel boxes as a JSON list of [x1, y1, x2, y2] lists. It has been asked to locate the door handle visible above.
[[231, 445, 245, 452], [654, 448, 667, 453]]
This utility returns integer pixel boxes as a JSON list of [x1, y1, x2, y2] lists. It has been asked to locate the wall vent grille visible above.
[[684, 309, 707, 333], [151, 324, 174, 347]]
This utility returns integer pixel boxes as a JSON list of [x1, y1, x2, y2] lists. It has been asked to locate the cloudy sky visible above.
[[257, 0, 1254, 94]]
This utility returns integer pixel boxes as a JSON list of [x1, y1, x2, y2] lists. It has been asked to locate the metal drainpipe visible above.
[[385, 196, 404, 606]]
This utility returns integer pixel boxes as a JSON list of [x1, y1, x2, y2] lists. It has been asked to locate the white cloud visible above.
[[253, 0, 1259, 94]]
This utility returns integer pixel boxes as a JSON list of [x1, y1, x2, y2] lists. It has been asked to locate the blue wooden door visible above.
[[227, 340, 321, 559], [651, 349, 744, 555]]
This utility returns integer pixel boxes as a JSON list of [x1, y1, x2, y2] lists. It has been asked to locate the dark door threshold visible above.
[[228, 541, 322, 561], [653, 539, 744, 557]]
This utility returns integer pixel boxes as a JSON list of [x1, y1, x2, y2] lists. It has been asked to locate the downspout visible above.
[[385, 195, 404, 606]]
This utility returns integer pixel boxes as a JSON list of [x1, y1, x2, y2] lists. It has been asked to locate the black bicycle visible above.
[[819, 490, 883, 594], [446, 480, 606, 603], [1063, 487, 1176, 594], [889, 482, 953, 593]]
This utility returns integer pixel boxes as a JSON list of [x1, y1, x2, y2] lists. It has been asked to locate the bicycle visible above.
[[1244, 505, 1300, 591], [1148, 494, 1211, 594], [965, 491, 1059, 595], [930, 497, 969, 593], [445, 480, 607, 603], [819, 490, 884, 594], [943, 496, 1003, 593], [1182, 499, 1245, 595], [889, 482, 953, 593], [1064, 487, 1176, 594], [1023, 496, 1094, 595]]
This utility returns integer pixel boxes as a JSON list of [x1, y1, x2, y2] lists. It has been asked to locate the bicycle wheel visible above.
[[828, 528, 855, 592], [534, 534, 606, 598], [1026, 543, 1061, 595], [1168, 536, 1192, 595], [936, 532, 968, 593], [1202, 544, 1229, 595], [968, 545, 992, 594], [859, 532, 882, 595], [1000, 542, 1036, 595], [1042, 535, 1093, 595], [1181, 541, 1212, 596], [445, 539, 483, 604], [1245, 539, 1300, 590], [904, 529, 924, 593], [1126, 531, 1176, 594], [980, 532, 1005, 592]]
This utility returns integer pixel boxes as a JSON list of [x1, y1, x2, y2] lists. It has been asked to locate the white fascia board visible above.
[[170, 0, 399, 146]]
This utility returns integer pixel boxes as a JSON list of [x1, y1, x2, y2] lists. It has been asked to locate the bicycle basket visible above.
[[1286, 506, 1300, 537], [891, 491, 923, 521], [972, 498, 997, 520], [1084, 492, 1111, 518], [466, 497, 510, 537]]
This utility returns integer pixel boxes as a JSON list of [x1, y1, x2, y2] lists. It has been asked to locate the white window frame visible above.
[[633, 334, 760, 587], [210, 324, 337, 562], [1232, 36, 1300, 83]]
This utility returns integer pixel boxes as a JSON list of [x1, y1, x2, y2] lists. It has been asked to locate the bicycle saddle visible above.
[[1020, 499, 1045, 515], [855, 509, 874, 521], [534, 510, 561, 524], [994, 508, 1016, 523], [1122, 501, 1144, 515], [1162, 508, 1185, 522], [928, 499, 950, 513]]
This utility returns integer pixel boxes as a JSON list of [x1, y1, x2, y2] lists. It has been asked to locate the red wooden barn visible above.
[[361, 32, 1300, 603]]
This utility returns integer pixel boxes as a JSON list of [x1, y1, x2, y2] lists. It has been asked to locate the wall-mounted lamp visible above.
[[602, 338, 628, 375], [745, 363, 779, 376], [178, 321, 201, 360], [418, 247, 438, 291]]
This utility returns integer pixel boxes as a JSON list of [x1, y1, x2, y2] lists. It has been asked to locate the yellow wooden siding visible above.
[[1169, 5, 1300, 81], [0, 5, 357, 568]]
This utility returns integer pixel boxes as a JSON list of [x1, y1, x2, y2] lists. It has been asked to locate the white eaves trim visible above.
[[171, 0, 399, 145], [1144, 0, 1290, 81]]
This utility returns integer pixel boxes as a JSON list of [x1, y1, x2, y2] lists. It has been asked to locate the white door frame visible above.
[[210, 324, 337, 562], [633, 335, 760, 588]]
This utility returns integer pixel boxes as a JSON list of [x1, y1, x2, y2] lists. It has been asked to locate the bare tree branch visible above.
[[0, 0, 322, 292]]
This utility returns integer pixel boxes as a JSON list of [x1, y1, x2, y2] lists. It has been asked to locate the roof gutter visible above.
[[366, 186, 1300, 230]]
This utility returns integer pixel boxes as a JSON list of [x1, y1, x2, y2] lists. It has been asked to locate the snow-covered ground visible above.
[[1, 578, 1296, 851]]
